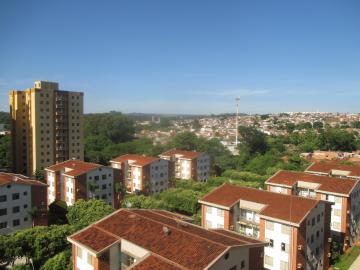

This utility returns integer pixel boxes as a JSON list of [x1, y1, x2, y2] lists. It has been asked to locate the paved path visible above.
[[349, 252, 360, 270]]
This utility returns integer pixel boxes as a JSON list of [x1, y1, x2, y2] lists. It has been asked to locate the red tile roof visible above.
[[45, 160, 102, 177], [129, 254, 184, 270], [306, 161, 360, 177], [0, 172, 47, 187], [68, 209, 265, 270], [110, 154, 160, 166], [267, 170, 358, 196], [160, 149, 202, 159], [199, 184, 320, 225]]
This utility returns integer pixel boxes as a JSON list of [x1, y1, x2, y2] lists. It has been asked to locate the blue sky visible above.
[[1, 0, 360, 114]]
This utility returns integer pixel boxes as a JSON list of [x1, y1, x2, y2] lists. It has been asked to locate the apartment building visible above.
[[306, 160, 360, 180], [199, 184, 332, 270], [159, 148, 210, 182], [9, 81, 84, 176], [266, 170, 360, 249], [45, 160, 119, 207], [67, 209, 267, 270], [110, 154, 169, 194], [0, 172, 47, 235]]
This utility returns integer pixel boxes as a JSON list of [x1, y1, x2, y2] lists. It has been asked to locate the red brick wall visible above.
[[249, 247, 264, 270], [72, 245, 76, 270], [75, 174, 87, 201], [191, 158, 197, 180], [323, 202, 331, 269], [55, 171, 61, 200], [31, 185, 48, 226], [94, 250, 110, 270], [294, 221, 307, 270]]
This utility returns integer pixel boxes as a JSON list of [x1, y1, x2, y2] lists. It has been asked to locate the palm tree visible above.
[[114, 182, 126, 208], [28, 207, 39, 227]]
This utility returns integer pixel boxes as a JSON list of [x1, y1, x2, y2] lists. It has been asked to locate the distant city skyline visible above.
[[1, 0, 360, 114]]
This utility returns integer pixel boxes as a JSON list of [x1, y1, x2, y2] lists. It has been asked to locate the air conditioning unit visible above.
[[298, 245, 303, 251], [328, 237, 332, 243], [297, 263, 302, 269]]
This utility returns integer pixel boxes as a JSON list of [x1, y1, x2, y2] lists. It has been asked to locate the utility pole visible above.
[[235, 97, 240, 146]]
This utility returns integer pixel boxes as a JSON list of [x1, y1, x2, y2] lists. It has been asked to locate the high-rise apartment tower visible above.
[[9, 81, 84, 176]]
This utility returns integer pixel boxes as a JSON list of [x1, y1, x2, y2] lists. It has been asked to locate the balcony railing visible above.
[[237, 216, 259, 226]]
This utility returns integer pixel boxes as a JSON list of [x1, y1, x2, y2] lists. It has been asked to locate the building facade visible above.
[[45, 160, 118, 207], [110, 154, 169, 194], [159, 148, 210, 182], [266, 170, 360, 249], [9, 81, 84, 176], [68, 209, 267, 270], [0, 172, 47, 235], [199, 184, 332, 270]]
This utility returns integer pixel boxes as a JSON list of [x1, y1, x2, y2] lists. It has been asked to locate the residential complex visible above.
[[68, 209, 267, 270], [45, 160, 119, 207], [9, 81, 84, 176], [0, 172, 47, 235], [160, 148, 210, 182], [199, 184, 332, 270], [266, 170, 360, 249], [306, 160, 360, 180], [110, 154, 169, 194]]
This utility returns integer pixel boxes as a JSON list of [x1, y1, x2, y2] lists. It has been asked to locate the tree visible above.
[[66, 199, 114, 228], [88, 182, 100, 199], [237, 126, 268, 155], [33, 169, 45, 181], [313, 121, 324, 129], [40, 249, 72, 270], [0, 134, 11, 170], [319, 128, 357, 151], [114, 182, 127, 207], [28, 207, 40, 227], [169, 132, 199, 151]]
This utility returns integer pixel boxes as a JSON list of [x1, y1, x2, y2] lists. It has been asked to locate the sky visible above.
[[0, 0, 360, 114]]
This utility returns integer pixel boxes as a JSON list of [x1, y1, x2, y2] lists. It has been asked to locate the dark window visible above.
[[94, 176, 99, 181], [281, 242, 286, 251], [12, 193, 20, 200], [24, 204, 28, 209], [230, 266, 237, 270], [102, 184, 107, 190], [13, 206, 20, 213], [224, 253, 229, 260], [13, 219, 20, 227], [241, 260, 245, 268], [0, 209, 7, 216], [24, 217, 28, 222], [317, 214, 320, 222], [0, 195, 6, 202], [312, 218, 315, 226], [101, 194, 107, 199], [316, 247, 319, 255], [0, 222, 7, 229], [102, 174, 107, 180], [23, 191, 27, 196], [269, 239, 274, 247], [311, 235, 314, 243]]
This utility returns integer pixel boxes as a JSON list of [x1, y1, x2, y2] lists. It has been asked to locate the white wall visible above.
[[46, 171, 56, 204], [209, 246, 250, 270], [0, 183, 32, 234], [149, 159, 169, 194], [204, 205, 225, 229], [264, 220, 290, 270], [75, 245, 95, 270]]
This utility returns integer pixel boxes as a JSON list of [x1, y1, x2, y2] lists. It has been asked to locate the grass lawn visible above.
[[333, 246, 360, 270]]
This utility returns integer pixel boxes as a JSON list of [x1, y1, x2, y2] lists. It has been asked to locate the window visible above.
[[316, 230, 320, 238], [311, 235, 314, 243], [266, 221, 274, 230], [311, 218, 315, 226], [206, 206, 212, 214], [280, 261, 288, 270], [102, 184, 107, 190], [264, 255, 273, 266], [281, 242, 289, 253], [12, 193, 20, 200], [0, 208, 7, 216], [241, 260, 245, 269], [0, 195, 6, 202], [24, 217, 28, 222], [206, 220, 212, 228], [317, 214, 320, 222], [217, 208, 224, 217], [13, 206, 20, 213], [230, 266, 237, 270], [13, 219, 20, 227], [102, 174, 107, 180], [94, 176, 99, 181], [333, 209, 341, 217], [0, 222, 7, 229], [76, 246, 82, 258], [332, 222, 341, 230], [268, 239, 274, 247], [87, 253, 94, 266]]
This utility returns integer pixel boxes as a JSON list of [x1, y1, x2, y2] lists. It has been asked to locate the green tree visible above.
[[114, 182, 127, 207], [28, 207, 40, 227], [169, 131, 199, 151], [313, 121, 324, 129], [40, 249, 72, 270], [319, 128, 357, 151], [33, 169, 45, 181], [238, 126, 268, 155], [0, 134, 11, 169], [66, 199, 114, 228]]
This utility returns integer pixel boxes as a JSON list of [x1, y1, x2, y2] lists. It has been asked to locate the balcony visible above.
[[237, 215, 259, 227]]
